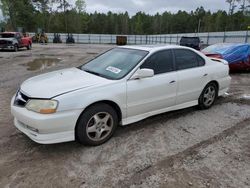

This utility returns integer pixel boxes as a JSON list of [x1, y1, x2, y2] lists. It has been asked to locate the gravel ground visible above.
[[0, 44, 250, 188]]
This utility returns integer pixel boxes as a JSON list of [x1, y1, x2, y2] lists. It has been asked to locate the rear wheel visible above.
[[198, 82, 218, 109], [27, 43, 32, 50], [76, 103, 118, 146]]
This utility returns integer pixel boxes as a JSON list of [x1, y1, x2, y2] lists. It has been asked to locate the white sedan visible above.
[[11, 45, 231, 146]]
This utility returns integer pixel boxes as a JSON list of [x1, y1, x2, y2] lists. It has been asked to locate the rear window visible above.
[[180, 37, 200, 44]]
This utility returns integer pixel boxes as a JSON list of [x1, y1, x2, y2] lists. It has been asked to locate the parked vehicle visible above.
[[202, 43, 250, 71], [0, 32, 32, 52], [32, 31, 48, 44], [11, 45, 231, 146], [180, 36, 201, 50], [53, 33, 62, 43], [66, 33, 75, 44]]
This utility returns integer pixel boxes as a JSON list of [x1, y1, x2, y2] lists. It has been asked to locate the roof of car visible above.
[[118, 44, 187, 52]]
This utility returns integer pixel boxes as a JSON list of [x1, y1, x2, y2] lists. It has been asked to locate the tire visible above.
[[198, 82, 218, 109], [27, 43, 32, 50], [76, 103, 118, 146], [13, 44, 18, 52]]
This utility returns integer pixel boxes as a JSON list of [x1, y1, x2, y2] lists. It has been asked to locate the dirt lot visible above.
[[0, 44, 250, 188]]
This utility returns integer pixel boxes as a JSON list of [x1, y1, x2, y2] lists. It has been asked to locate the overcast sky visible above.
[[83, 0, 229, 15], [0, 0, 229, 21]]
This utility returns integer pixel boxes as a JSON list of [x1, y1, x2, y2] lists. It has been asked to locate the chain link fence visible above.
[[30, 30, 250, 45]]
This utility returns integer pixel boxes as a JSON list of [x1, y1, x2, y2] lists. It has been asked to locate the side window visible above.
[[174, 49, 204, 70], [197, 55, 205, 66], [15, 33, 21, 40], [141, 50, 174, 74]]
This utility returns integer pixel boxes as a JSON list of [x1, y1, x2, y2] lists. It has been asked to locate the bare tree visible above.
[[226, 0, 240, 15], [75, 0, 86, 14], [32, 0, 52, 31], [75, 0, 86, 33], [0, 0, 16, 29], [238, 0, 250, 14], [56, 0, 71, 33]]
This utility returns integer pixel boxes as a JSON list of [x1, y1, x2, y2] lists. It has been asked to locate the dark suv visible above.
[[180, 37, 201, 50]]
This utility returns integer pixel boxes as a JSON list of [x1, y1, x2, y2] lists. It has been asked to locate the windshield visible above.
[[80, 48, 149, 80], [0, 33, 15, 38]]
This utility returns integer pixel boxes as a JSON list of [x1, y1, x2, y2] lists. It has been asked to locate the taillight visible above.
[[212, 54, 223, 59], [204, 53, 223, 59]]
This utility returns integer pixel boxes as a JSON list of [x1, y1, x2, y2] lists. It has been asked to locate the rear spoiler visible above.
[[209, 57, 228, 65]]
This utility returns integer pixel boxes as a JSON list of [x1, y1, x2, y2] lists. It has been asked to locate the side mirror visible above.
[[131, 68, 154, 80]]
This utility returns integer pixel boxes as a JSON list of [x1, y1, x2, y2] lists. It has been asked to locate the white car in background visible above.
[[11, 45, 231, 146]]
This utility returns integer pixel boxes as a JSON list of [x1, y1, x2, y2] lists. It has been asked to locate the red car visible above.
[[0, 32, 32, 52], [202, 43, 250, 72]]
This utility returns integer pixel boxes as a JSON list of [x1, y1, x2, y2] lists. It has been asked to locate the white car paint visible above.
[[11, 45, 231, 144]]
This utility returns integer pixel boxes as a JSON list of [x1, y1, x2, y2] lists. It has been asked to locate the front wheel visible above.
[[76, 103, 118, 146], [27, 43, 32, 50], [198, 82, 218, 109], [13, 44, 18, 52]]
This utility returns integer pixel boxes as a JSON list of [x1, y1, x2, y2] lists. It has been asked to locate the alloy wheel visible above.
[[203, 86, 216, 106], [86, 112, 114, 142]]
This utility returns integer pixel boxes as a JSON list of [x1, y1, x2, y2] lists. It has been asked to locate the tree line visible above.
[[0, 0, 250, 34]]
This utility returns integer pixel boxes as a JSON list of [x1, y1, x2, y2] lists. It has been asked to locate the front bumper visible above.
[[11, 97, 83, 144], [0, 44, 14, 50]]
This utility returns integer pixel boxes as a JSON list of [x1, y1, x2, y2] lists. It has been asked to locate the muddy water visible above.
[[22, 58, 61, 71]]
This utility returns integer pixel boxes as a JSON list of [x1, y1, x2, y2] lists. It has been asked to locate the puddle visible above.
[[23, 58, 61, 71]]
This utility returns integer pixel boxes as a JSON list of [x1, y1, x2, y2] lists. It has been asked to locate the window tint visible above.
[[197, 55, 205, 66], [141, 50, 174, 74], [174, 49, 204, 70]]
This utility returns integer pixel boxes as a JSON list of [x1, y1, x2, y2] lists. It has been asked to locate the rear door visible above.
[[173, 49, 209, 104], [126, 50, 177, 117]]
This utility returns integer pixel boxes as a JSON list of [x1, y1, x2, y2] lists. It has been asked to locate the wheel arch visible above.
[[198, 80, 220, 109], [207, 80, 219, 95], [74, 100, 122, 140]]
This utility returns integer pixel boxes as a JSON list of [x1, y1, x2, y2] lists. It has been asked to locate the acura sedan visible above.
[[11, 45, 231, 146]]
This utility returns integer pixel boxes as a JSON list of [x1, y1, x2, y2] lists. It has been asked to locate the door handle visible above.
[[203, 73, 208, 77], [169, 80, 176, 84]]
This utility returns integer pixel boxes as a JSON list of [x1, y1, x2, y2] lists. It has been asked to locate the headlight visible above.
[[25, 99, 58, 114]]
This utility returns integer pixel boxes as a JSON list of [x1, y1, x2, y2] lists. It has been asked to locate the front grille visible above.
[[0, 40, 7, 44], [14, 90, 30, 107]]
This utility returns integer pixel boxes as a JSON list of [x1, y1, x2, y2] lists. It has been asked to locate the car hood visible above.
[[0, 38, 15, 41], [21, 67, 112, 98]]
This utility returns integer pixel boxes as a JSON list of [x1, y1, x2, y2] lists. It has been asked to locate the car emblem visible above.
[[16, 91, 26, 103]]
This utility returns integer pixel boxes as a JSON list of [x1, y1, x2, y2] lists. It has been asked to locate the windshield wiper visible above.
[[83, 69, 101, 76]]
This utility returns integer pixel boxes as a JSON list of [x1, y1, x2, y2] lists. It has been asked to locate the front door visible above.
[[126, 50, 177, 118]]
